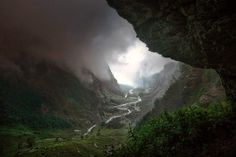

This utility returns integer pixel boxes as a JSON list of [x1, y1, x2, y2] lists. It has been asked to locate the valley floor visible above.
[[0, 126, 128, 157], [1, 101, 236, 157], [0, 96, 141, 157]]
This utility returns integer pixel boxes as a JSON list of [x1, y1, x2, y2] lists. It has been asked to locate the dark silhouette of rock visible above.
[[107, 0, 236, 101]]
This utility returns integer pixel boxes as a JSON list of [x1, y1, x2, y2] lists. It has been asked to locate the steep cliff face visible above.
[[80, 66, 123, 102], [137, 63, 225, 123], [107, 0, 236, 100], [146, 64, 226, 118], [100, 66, 123, 96], [143, 62, 180, 99]]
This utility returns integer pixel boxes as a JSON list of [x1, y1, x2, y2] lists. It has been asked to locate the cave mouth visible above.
[[107, 0, 236, 101], [0, 0, 234, 156]]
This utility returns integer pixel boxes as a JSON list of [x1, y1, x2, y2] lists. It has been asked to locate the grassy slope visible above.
[[0, 60, 104, 156], [0, 125, 128, 157], [0, 89, 133, 157], [0, 63, 131, 157]]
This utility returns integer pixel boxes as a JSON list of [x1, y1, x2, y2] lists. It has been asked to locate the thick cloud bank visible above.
[[0, 0, 171, 85]]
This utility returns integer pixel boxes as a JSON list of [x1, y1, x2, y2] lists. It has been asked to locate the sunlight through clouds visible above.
[[109, 40, 171, 87]]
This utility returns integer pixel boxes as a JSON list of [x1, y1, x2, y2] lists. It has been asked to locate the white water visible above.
[[105, 96, 142, 123], [83, 124, 96, 136], [105, 108, 132, 124], [84, 96, 142, 136]]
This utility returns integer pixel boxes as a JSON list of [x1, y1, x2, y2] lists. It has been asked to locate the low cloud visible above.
[[0, 0, 171, 84]]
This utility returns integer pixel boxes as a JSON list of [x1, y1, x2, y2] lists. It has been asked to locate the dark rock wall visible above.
[[107, 0, 236, 100]]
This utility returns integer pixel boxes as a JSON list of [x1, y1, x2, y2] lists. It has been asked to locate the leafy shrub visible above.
[[114, 101, 235, 157]]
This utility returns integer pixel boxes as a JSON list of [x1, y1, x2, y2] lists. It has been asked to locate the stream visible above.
[[83, 96, 142, 136]]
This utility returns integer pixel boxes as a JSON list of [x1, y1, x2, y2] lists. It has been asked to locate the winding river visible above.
[[83, 96, 142, 136]]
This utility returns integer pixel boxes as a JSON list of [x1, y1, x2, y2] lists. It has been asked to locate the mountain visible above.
[[0, 54, 122, 130], [103, 66, 123, 96], [143, 63, 226, 120], [125, 62, 181, 123], [114, 64, 230, 157], [124, 62, 226, 135], [142, 62, 180, 101]]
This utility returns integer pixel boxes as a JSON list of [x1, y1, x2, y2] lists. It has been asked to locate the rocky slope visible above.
[[107, 0, 236, 100], [144, 64, 226, 118], [130, 62, 225, 124], [142, 62, 180, 100]]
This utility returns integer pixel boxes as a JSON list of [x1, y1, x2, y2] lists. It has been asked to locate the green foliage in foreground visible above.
[[0, 127, 127, 157], [114, 101, 235, 157]]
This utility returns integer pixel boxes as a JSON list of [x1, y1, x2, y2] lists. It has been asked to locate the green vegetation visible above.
[[114, 101, 236, 157], [0, 62, 232, 157], [0, 64, 132, 157], [0, 125, 128, 157], [0, 80, 71, 129]]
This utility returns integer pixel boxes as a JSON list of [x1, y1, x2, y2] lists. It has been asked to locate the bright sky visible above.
[[108, 39, 171, 87]]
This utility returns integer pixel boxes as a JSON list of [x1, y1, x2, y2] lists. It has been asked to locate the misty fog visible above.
[[0, 0, 171, 86]]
